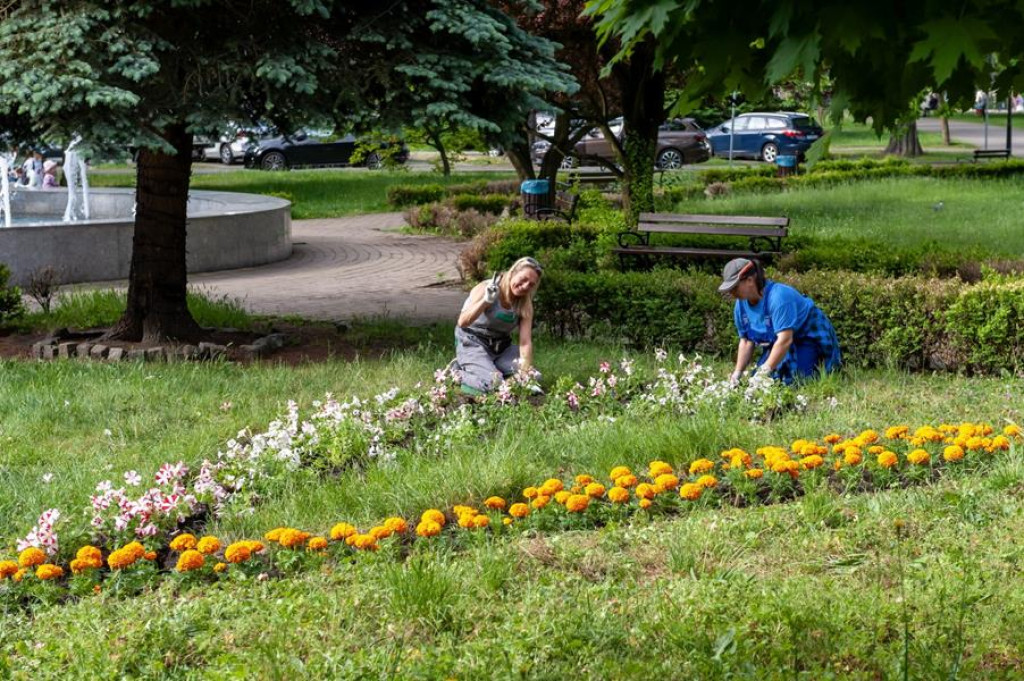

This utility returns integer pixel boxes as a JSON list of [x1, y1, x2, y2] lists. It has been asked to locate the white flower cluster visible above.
[[88, 462, 198, 540], [17, 508, 61, 556]]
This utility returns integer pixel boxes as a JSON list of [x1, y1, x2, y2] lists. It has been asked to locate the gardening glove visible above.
[[753, 364, 774, 379], [728, 371, 742, 387], [483, 277, 499, 304]]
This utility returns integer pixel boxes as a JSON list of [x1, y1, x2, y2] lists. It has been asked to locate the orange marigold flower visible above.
[[522, 486, 539, 499], [844, 449, 863, 466], [196, 536, 221, 555], [213, 562, 228, 573], [532, 494, 551, 509], [615, 474, 638, 488], [224, 542, 252, 564], [965, 436, 985, 451], [169, 533, 198, 552], [688, 459, 715, 475], [800, 455, 824, 470], [279, 529, 312, 549], [351, 534, 379, 551], [503, 517, 514, 526], [509, 503, 530, 518], [943, 445, 965, 462], [264, 527, 286, 543], [1004, 424, 1022, 438], [858, 429, 879, 445], [483, 496, 507, 511], [575, 474, 595, 485], [654, 473, 679, 490], [607, 486, 630, 504], [635, 483, 657, 500], [679, 483, 703, 501], [175, 550, 205, 572], [907, 449, 930, 465], [745, 468, 764, 479], [458, 513, 476, 529], [244, 540, 265, 554], [123, 542, 146, 561], [877, 451, 899, 469], [885, 425, 909, 440], [539, 478, 564, 496], [384, 517, 408, 534], [144, 551, 157, 561], [308, 537, 329, 551], [416, 520, 442, 538], [585, 482, 606, 498], [35, 564, 64, 581], [453, 505, 476, 517], [12, 569, 26, 582], [639, 498, 653, 510], [369, 526, 393, 540], [330, 523, 357, 541], [76, 546, 102, 563], [992, 435, 1011, 451], [696, 474, 718, 489], [420, 509, 446, 527], [18, 547, 46, 568], [70, 558, 88, 575], [824, 433, 842, 444], [565, 494, 590, 513], [609, 466, 631, 481], [648, 461, 674, 478], [107, 548, 136, 570], [472, 515, 490, 529], [868, 445, 884, 455], [554, 490, 571, 505]]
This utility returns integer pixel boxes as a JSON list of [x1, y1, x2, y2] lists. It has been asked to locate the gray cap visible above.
[[718, 258, 754, 292]]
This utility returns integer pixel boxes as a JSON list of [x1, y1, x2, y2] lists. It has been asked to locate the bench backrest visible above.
[[638, 213, 789, 237], [974, 149, 1010, 157]]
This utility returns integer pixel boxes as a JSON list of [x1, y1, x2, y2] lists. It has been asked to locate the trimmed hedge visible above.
[[387, 179, 521, 208], [535, 268, 1024, 374], [387, 184, 446, 207]]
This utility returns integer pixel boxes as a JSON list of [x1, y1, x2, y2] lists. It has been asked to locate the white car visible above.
[[199, 124, 272, 165]]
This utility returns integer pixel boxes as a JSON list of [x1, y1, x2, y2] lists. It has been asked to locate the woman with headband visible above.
[[718, 257, 841, 385]]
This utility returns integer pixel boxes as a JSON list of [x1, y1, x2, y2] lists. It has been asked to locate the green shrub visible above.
[[946, 278, 1024, 372], [450, 194, 511, 215], [387, 184, 446, 207], [483, 219, 602, 273], [0, 264, 25, 328]]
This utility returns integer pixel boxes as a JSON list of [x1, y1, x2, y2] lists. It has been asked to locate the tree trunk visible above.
[[428, 130, 451, 177], [937, 93, 951, 145], [105, 123, 203, 343], [885, 120, 924, 157], [506, 142, 536, 181], [613, 39, 664, 227]]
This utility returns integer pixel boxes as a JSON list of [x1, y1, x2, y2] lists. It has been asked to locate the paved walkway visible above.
[[917, 116, 1024, 155], [187, 213, 467, 323]]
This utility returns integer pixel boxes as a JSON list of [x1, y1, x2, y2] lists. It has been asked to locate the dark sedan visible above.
[[706, 112, 823, 162], [243, 130, 409, 170], [531, 117, 711, 169]]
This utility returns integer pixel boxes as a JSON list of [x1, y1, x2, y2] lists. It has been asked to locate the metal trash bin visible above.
[[775, 155, 798, 178], [520, 179, 551, 218]]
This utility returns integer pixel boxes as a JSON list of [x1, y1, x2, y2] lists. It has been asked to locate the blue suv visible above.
[[706, 112, 823, 162]]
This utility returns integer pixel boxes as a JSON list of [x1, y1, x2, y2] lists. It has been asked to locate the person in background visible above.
[[22, 149, 44, 188], [719, 257, 841, 385], [42, 160, 59, 189], [452, 257, 543, 395]]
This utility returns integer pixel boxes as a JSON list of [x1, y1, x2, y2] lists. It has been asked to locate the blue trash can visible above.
[[775, 155, 798, 177], [520, 179, 551, 218]]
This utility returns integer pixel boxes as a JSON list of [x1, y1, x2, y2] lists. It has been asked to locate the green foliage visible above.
[[483, 219, 603, 273], [449, 194, 510, 215], [386, 184, 447, 208], [0, 263, 25, 328], [946, 279, 1024, 373]]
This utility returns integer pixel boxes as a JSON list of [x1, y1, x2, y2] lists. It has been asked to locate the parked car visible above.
[[200, 123, 274, 165], [705, 112, 823, 162], [243, 130, 409, 171], [531, 117, 711, 169]]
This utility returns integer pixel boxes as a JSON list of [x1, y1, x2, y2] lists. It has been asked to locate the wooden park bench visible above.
[[613, 212, 789, 267], [972, 148, 1011, 161], [532, 184, 581, 223], [565, 169, 620, 188]]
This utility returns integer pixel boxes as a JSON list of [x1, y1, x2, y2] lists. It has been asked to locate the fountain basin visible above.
[[0, 188, 291, 285]]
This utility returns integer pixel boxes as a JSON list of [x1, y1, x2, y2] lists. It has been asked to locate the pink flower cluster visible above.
[[89, 461, 198, 539], [17, 508, 61, 556]]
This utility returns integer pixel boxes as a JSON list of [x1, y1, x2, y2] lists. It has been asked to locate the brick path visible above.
[[188, 212, 467, 323]]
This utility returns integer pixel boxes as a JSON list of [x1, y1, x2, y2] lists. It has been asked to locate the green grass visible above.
[[88, 168, 516, 219]]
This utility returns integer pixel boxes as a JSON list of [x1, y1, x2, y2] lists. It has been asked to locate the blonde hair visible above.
[[499, 257, 543, 315]]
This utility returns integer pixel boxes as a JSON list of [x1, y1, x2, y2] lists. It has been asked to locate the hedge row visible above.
[[387, 179, 519, 207], [534, 269, 1024, 374]]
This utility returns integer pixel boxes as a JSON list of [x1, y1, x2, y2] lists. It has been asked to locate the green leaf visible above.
[[909, 16, 998, 83]]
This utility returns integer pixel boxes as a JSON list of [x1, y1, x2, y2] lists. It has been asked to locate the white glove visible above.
[[483, 280, 499, 304], [754, 364, 773, 378], [728, 371, 741, 387]]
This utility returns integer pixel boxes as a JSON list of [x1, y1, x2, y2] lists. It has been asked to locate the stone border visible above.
[[29, 331, 287, 362]]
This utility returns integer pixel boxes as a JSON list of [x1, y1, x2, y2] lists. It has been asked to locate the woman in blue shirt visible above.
[[719, 258, 841, 384]]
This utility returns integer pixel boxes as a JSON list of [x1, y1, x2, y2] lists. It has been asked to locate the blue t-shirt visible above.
[[733, 281, 815, 340]]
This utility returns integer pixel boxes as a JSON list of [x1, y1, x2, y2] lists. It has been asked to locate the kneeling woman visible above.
[[719, 258, 841, 384], [455, 257, 543, 394]]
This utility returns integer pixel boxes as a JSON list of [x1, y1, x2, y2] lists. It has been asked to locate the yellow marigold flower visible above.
[[175, 550, 205, 572], [532, 494, 551, 509], [369, 526, 393, 540], [107, 548, 136, 570], [877, 451, 899, 469], [351, 534, 379, 551], [585, 482, 606, 498], [679, 483, 703, 501], [844, 449, 863, 466], [483, 496, 507, 511], [18, 547, 46, 568], [244, 540, 265, 554], [123, 542, 146, 561], [420, 509, 446, 527], [607, 486, 630, 504], [472, 515, 490, 529], [688, 459, 714, 475], [609, 466, 631, 481], [264, 527, 286, 543], [76, 546, 102, 563], [416, 520, 442, 538], [196, 536, 221, 555], [824, 433, 842, 444], [330, 523, 357, 541], [639, 498, 654, 510], [554, 490, 571, 505], [279, 529, 311, 549], [615, 474, 638, 488], [790, 438, 810, 454], [565, 494, 590, 513], [224, 542, 252, 564], [992, 435, 1011, 451], [907, 449, 930, 465], [522, 486, 539, 499], [1004, 424, 1022, 438], [885, 425, 909, 440], [503, 517, 514, 526], [696, 474, 718, 489], [509, 503, 530, 518], [654, 473, 679, 491], [745, 468, 764, 479], [980, 423, 994, 436], [539, 478, 564, 496], [800, 455, 824, 470], [868, 445, 884, 455], [858, 429, 879, 444], [458, 513, 476, 529], [575, 473, 595, 485], [35, 564, 64, 581], [144, 551, 157, 561], [909, 436, 926, 447], [648, 461, 674, 478], [169, 533, 198, 552], [308, 537, 329, 551], [965, 436, 984, 451], [12, 569, 26, 582], [384, 517, 408, 534], [943, 445, 965, 462], [213, 562, 228, 573], [453, 505, 476, 517], [70, 558, 88, 575], [635, 483, 656, 500]]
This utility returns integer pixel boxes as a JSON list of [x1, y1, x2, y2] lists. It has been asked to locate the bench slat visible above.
[[613, 247, 775, 258], [638, 223, 787, 237], [639, 213, 789, 227]]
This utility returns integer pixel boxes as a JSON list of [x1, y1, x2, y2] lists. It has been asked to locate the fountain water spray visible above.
[[62, 138, 90, 223], [0, 152, 13, 228]]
